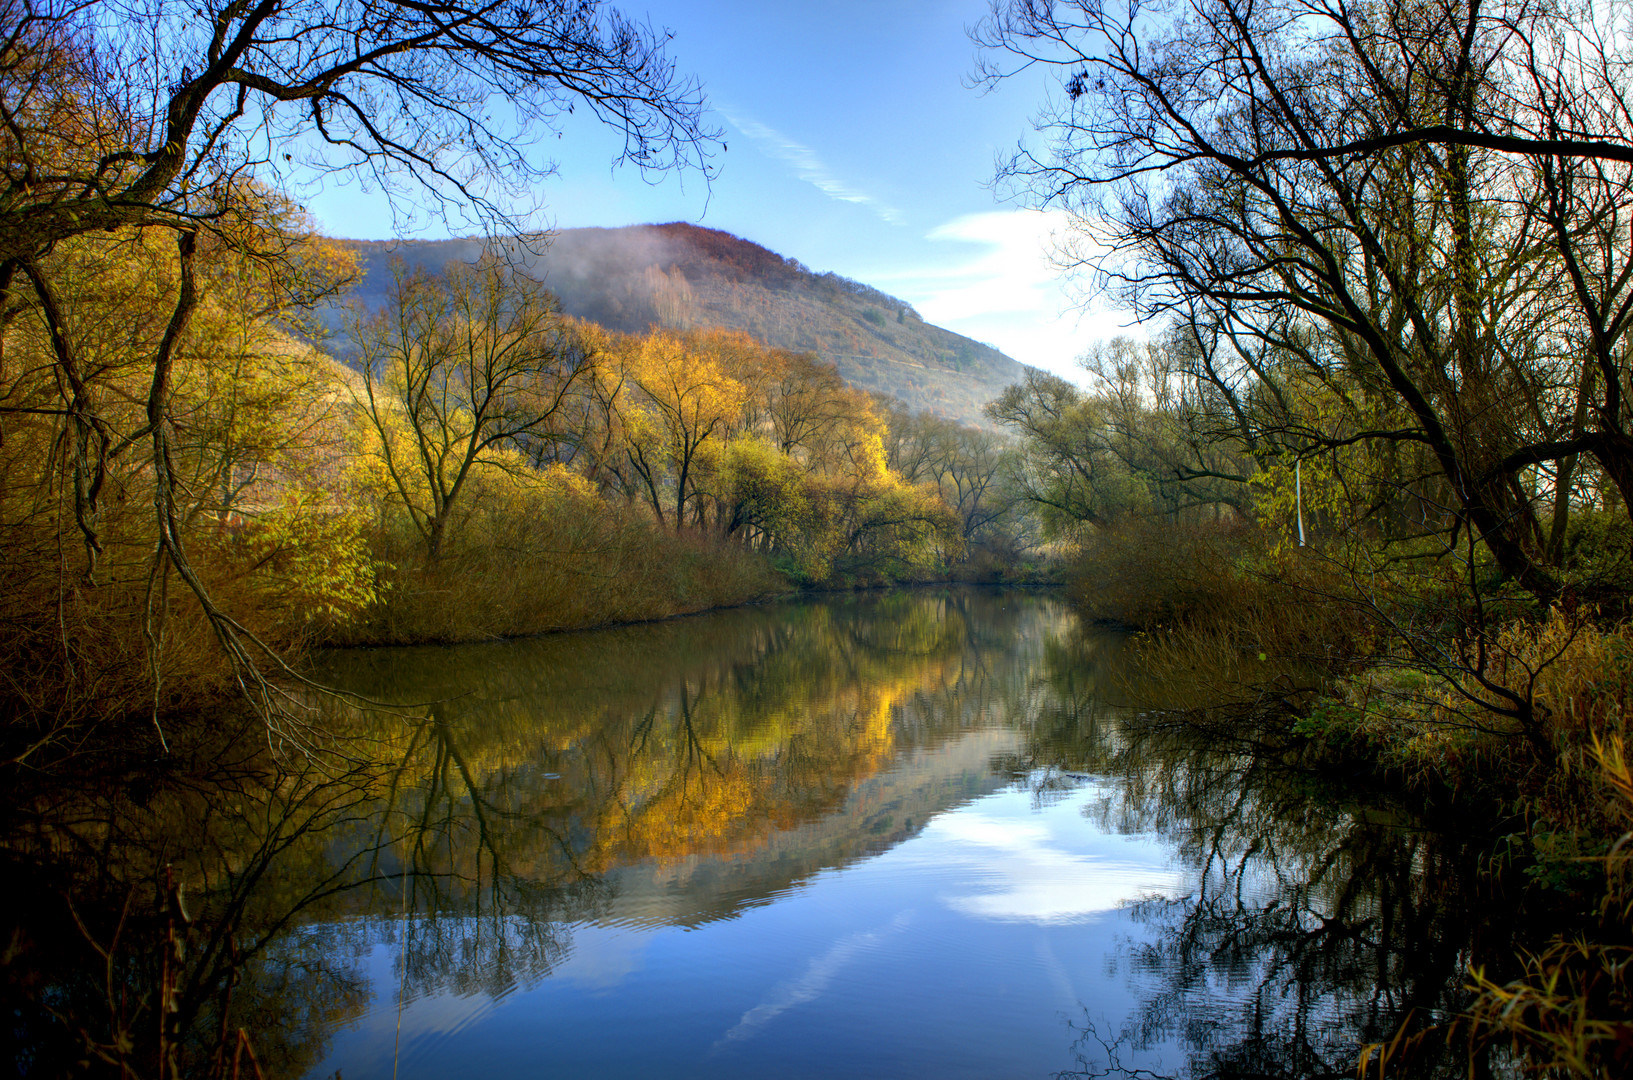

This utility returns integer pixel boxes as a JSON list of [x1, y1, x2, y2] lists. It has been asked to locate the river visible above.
[[3, 589, 1495, 1079]]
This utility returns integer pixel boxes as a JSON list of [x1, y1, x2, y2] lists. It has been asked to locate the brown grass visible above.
[[1067, 516, 1367, 662], [329, 497, 787, 646], [0, 500, 335, 760]]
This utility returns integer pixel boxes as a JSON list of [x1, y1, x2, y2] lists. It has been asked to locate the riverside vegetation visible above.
[[0, 2, 1045, 766], [973, 0, 1633, 1072], [0, 225, 1050, 754]]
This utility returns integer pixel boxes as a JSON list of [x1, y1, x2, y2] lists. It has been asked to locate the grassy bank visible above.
[[1064, 517, 1633, 1074], [326, 504, 789, 647], [322, 524, 1063, 649]]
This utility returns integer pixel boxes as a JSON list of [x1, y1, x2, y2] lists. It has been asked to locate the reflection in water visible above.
[[1, 590, 1507, 1079], [1024, 638, 1500, 1080]]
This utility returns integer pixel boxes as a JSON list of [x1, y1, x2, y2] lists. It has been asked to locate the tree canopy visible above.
[[0, 0, 714, 254], [977, 0, 1633, 598]]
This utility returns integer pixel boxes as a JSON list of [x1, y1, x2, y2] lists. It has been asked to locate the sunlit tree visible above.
[[353, 258, 598, 560]]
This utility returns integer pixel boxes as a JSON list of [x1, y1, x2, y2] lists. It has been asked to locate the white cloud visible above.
[[919, 210, 1078, 317], [722, 108, 903, 225], [870, 208, 1142, 378], [551, 925, 647, 990]]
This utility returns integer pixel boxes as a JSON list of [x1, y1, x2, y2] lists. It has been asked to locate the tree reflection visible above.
[[1, 728, 397, 1079], [3, 589, 1070, 1078], [1020, 651, 1508, 1080], [3, 589, 1517, 1080]]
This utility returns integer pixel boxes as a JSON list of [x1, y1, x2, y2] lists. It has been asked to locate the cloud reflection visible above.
[[714, 911, 916, 1048], [928, 804, 1180, 925]]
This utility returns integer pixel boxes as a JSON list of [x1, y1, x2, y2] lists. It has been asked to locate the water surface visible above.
[[5, 590, 1488, 1079]]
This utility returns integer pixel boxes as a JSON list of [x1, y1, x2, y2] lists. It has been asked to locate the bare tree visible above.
[[355, 257, 597, 560], [0, 0, 712, 253], [975, 0, 1633, 597], [0, 0, 712, 741]]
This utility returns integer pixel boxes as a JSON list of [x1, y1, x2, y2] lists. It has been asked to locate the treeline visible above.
[[340, 254, 1042, 642]]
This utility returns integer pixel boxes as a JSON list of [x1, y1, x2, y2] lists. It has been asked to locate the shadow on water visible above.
[[1, 588, 1516, 1079]]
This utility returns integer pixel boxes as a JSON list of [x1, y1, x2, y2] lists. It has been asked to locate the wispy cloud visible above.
[[721, 108, 903, 225]]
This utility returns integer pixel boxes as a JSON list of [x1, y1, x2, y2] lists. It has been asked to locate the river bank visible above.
[[315, 529, 1066, 649], [1058, 517, 1633, 1075]]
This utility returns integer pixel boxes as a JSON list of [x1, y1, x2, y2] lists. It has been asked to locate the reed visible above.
[[329, 495, 787, 646]]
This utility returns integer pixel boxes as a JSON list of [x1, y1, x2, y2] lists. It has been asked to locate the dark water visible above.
[[3, 590, 1490, 1079]]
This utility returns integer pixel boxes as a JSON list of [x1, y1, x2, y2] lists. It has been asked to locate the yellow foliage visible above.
[[1341, 610, 1633, 781], [206, 491, 380, 627]]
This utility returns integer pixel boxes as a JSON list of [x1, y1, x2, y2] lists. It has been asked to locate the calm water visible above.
[[5, 590, 1490, 1079]]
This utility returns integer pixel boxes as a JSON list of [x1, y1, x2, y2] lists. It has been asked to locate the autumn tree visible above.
[[354, 258, 597, 560], [0, 0, 712, 741], [616, 328, 749, 531], [882, 405, 1020, 545], [0, 220, 374, 752], [763, 351, 871, 457], [0, 0, 709, 565]]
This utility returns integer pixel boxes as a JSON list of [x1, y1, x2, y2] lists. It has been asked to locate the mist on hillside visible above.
[[333, 224, 1030, 427]]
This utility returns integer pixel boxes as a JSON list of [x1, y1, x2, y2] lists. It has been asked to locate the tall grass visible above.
[[1070, 518, 1633, 1077], [1068, 517, 1367, 664], [327, 482, 787, 646], [0, 498, 356, 760]]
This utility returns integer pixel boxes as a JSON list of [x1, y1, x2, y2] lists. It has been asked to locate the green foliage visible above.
[[1291, 699, 1375, 759], [723, 436, 809, 545], [987, 341, 1252, 541], [1559, 509, 1633, 594]]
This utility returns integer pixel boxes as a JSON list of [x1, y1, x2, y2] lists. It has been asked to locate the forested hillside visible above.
[[335, 224, 1031, 428]]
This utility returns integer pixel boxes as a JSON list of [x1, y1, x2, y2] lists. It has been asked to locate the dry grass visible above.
[[1321, 611, 1633, 813], [329, 496, 787, 646], [1360, 734, 1633, 1079], [0, 503, 341, 761], [1067, 517, 1262, 629], [1066, 518, 1369, 706]]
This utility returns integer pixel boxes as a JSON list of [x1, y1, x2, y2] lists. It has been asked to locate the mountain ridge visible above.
[[333, 223, 1035, 428]]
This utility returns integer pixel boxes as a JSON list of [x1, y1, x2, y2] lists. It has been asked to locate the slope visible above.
[[335, 223, 1035, 427]]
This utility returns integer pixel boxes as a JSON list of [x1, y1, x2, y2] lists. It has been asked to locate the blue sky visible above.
[[304, 1, 1136, 377]]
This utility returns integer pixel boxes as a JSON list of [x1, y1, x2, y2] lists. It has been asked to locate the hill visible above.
[[333, 224, 1034, 427]]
